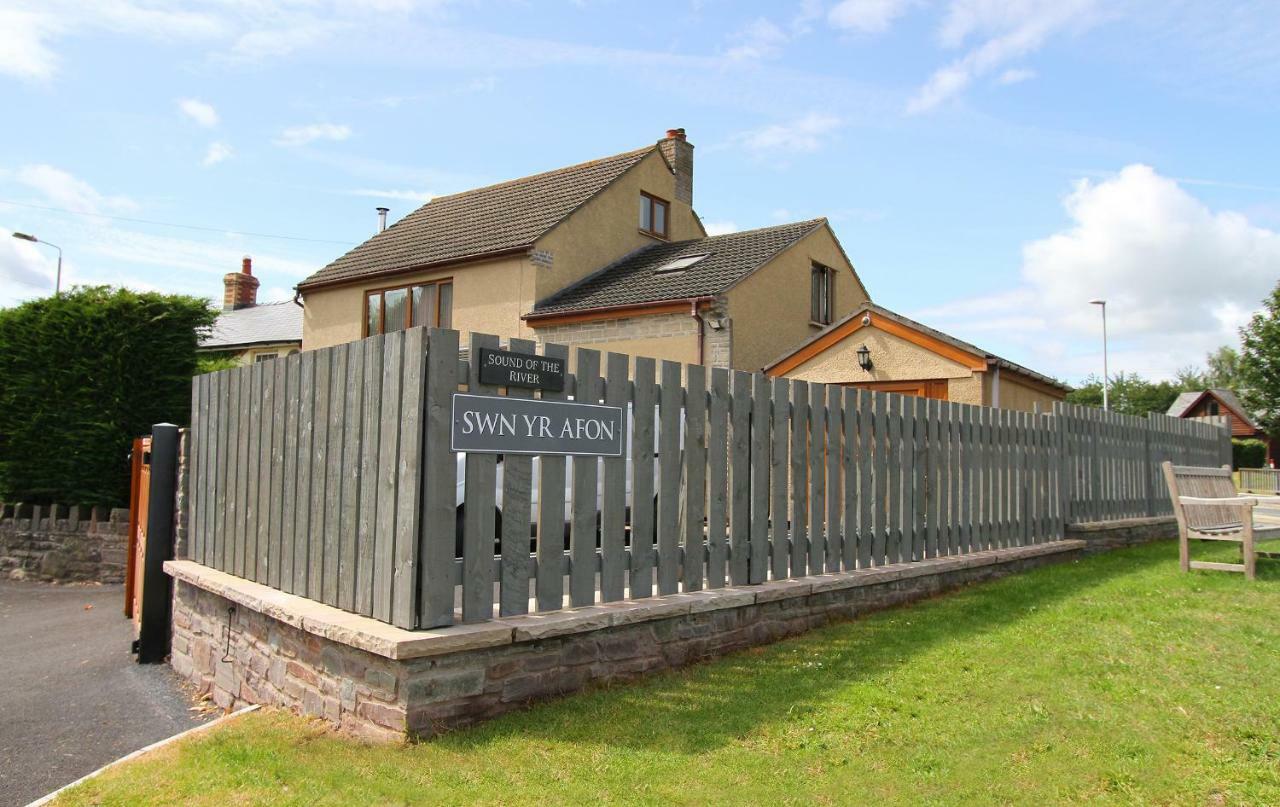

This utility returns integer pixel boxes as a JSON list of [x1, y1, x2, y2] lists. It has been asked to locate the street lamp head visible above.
[[11, 232, 38, 243], [1089, 299, 1106, 306]]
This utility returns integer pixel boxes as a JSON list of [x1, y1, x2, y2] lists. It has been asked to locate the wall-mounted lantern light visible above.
[[856, 343, 873, 371]]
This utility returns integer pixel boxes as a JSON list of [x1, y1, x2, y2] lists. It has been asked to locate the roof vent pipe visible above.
[[376, 207, 389, 233]]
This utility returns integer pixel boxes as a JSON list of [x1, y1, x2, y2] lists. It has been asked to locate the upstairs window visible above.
[[639, 192, 669, 238], [364, 279, 453, 337], [811, 263, 835, 325], [1207, 400, 1220, 416]]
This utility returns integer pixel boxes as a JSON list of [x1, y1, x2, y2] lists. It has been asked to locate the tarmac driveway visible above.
[[0, 580, 208, 807]]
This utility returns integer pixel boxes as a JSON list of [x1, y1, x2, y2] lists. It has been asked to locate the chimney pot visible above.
[[376, 206, 389, 233], [242, 255, 252, 275]]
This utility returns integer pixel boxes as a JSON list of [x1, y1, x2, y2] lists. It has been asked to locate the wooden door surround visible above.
[[847, 378, 949, 400]]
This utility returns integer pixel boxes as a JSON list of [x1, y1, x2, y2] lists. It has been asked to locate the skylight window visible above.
[[654, 254, 708, 275]]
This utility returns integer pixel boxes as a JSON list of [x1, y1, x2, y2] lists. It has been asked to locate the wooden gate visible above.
[[125, 436, 150, 624]]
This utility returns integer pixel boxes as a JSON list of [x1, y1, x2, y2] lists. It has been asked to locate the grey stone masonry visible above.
[[0, 503, 129, 583], [533, 300, 732, 369], [1065, 516, 1177, 553], [167, 540, 1084, 741]]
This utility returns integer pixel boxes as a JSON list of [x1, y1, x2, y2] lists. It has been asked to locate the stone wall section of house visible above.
[[703, 301, 731, 368], [1065, 516, 1177, 553], [535, 312, 699, 352], [0, 503, 129, 583], [169, 542, 1082, 741], [535, 311, 698, 346], [533, 303, 733, 369]]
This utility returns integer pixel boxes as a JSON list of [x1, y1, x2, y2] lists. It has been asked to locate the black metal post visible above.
[[137, 423, 178, 664]]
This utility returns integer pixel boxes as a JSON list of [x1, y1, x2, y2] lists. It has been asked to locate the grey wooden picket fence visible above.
[[1239, 467, 1280, 494], [186, 327, 1231, 630], [1053, 403, 1229, 522]]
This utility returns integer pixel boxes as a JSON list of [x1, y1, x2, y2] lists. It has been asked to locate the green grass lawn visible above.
[[59, 539, 1280, 806]]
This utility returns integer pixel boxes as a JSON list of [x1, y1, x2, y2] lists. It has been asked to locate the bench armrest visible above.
[[1178, 495, 1256, 508]]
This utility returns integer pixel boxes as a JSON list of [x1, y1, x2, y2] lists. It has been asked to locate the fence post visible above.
[[137, 423, 179, 664], [1152, 417, 1162, 517]]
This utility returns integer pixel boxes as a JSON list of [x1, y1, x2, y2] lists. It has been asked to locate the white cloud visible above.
[[0, 9, 61, 80], [703, 220, 739, 236], [828, 0, 913, 35], [725, 18, 789, 61], [13, 164, 137, 215], [733, 112, 843, 155], [997, 67, 1036, 85], [178, 98, 219, 127], [0, 3, 224, 82], [275, 123, 353, 147], [203, 141, 233, 167], [908, 0, 1098, 113], [915, 165, 1280, 380], [346, 188, 434, 202]]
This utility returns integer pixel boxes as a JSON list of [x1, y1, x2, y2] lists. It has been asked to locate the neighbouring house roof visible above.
[[1167, 388, 1259, 430], [297, 145, 658, 290], [526, 219, 827, 318], [765, 301, 1072, 392], [200, 301, 303, 351]]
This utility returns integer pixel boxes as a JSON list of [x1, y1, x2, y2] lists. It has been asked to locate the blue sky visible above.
[[2, 0, 1278, 383]]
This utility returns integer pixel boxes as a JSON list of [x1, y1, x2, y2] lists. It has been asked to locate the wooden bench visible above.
[[1162, 462, 1280, 580]]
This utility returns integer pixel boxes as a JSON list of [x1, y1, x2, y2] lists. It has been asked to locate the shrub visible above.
[[0, 286, 216, 507], [1233, 439, 1268, 469]]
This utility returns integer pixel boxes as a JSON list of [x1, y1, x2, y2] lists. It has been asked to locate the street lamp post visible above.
[[11, 231, 63, 295], [1089, 299, 1109, 411]]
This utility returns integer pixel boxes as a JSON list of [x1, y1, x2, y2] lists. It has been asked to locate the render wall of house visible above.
[[779, 325, 985, 406], [532, 149, 705, 302], [301, 253, 536, 351], [994, 373, 1067, 413], [724, 226, 870, 372]]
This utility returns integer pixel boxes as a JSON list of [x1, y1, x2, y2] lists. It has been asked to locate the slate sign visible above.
[[477, 347, 565, 392], [451, 393, 626, 457]]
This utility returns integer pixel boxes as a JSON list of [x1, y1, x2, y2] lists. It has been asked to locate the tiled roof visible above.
[[200, 301, 302, 350], [529, 219, 826, 316], [298, 146, 656, 289], [1166, 391, 1201, 417]]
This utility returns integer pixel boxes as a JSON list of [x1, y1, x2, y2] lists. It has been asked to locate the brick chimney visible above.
[[658, 127, 693, 206], [223, 256, 260, 311]]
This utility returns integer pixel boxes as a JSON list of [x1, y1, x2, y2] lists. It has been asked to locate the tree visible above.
[[1065, 372, 1183, 417], [0, 286, 216, 507], [1205, 345, 1246, 391], [1240, 280, 1280, 440]]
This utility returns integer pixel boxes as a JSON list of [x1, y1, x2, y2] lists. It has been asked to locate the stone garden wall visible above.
[[167, 540, 1085, 741], [1065, 516, 1178, 553], [0, 504, 129, 584]]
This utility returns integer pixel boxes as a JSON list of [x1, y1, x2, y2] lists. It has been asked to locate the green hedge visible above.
[[0, 286, 216, 507], [1233, 439, 1268, 469]]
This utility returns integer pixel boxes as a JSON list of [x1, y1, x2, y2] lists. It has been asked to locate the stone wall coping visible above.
[[165, 540, 1084, 661], [1067, 516, 1175, 533]]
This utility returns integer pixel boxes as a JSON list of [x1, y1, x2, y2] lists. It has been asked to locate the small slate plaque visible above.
[[477, 347, 564, 392], [451, 393, 626, 456]]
